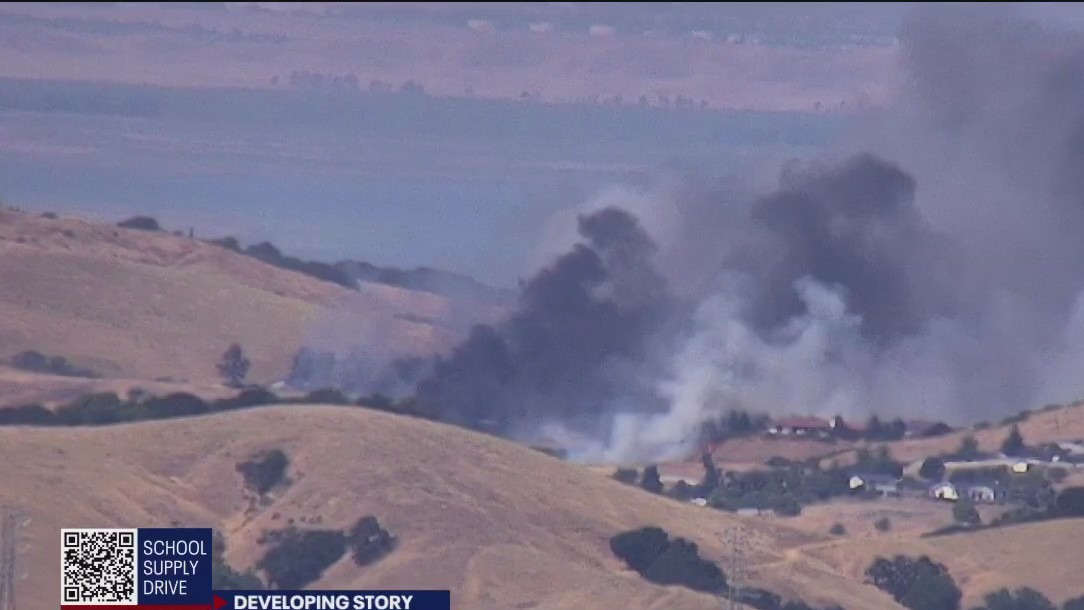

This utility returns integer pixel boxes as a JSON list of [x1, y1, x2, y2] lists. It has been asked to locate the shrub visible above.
[[952, 497, 981, 526], [950, 435, 982, 461], [54, 392, 133, 425], [236, 449, 289, 495], [610, 527, 669, 573], [976, 587, 1056, 610], [920, 457, 946, 481], [1001, 425, 1026, 457], [922, 422, 954, 438], [773, 494, 802, 517], [357, 393, 394, 410], [1055, 486, 1084, 517], [612, 468, 639, 485], [303, 388, 351, 405], [874, 517, 892, 532], [609, 527, 726, 594], [0, 404, 55, 425], [766, 456, 793, 468], [142, 393, 209, 419], [255, 528, 345, 589], [1047, 467, 1068, 484], [214, 387, 279, 411], [8, 350, 98, 378], [209, 236, 242, 251], [346, 516, 396, 567], [117, 215, 161, 231], [1063, 597, 1084, 610], [866, 555, 961, 610], [217, 344, 251, 387], [829, 523, 846, 536], [640, 465, 664, 494]]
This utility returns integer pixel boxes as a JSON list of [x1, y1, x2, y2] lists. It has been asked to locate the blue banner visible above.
[[138, 527, 213, 606], [212, 590, 451, 610]]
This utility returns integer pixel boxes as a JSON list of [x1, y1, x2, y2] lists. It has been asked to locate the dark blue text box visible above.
[[138, 527, 213, 605]]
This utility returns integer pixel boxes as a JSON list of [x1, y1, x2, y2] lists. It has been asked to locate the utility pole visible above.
[[722, 526, 750, 610], [0, 507, 19, 610]]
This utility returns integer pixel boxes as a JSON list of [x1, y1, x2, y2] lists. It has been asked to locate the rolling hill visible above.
[[0, 209, 500, 390], [0, 405, 911, 610]]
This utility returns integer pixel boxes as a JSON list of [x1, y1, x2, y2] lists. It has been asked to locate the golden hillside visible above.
[[0, 209, 496, 388], [797, 519, 1084, 608], [0, 406, 907, 610]]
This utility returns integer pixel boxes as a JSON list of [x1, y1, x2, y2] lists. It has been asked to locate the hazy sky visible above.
[[1, 2, 1080, 286]]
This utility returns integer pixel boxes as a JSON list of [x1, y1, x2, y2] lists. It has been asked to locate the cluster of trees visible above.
[[236, 449, 290, 495], [866, 555, 962, 610], [970, 588, 1084, 610], [614, 452, 866, 517], [610, 526, 842, 610], [697, 410, 772, 445], [609, 526, 726, 594], [257, 516, 396, 590], [7, 350, 99, 378], [117, 215, 162, 231], [0, 383, 424, 428]]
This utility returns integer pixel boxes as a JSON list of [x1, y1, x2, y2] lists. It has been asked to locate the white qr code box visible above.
[[61, 528, 138, 606]]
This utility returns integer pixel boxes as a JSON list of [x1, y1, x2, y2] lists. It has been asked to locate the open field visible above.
[[0, 405, 911, 610], [0, 209, 497, 387]]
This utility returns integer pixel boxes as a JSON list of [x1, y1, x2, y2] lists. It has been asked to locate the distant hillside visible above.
[[205, 234, 514, 306], [0, 209, 494, 387], [0, 405, 902, 610]]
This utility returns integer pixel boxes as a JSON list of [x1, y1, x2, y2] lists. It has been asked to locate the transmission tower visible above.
[[0, 507, 19, 610], [722, 526, 751, 610]]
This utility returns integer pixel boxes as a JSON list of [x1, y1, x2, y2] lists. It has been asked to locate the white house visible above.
[[966, 485, 997, 504], [930, 482, 959, 502]]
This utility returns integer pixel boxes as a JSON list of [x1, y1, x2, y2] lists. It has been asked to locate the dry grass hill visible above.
[[1, 405, 910, 610], [0, 209, 500, 393]]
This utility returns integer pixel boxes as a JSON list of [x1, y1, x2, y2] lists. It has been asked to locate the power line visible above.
[[722, 526, 750, 610]]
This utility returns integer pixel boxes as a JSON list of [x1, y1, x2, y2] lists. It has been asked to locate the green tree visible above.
[[829, 523, 846, 536], [1001, 425, 1026, 457], [874, 517, 892, 532], [217, 344, 251, 387], [980, 587, 1056, 610], [952, 497, 981, 526], [920, 457, 947, 481], [641, 465, 663, 494], [956, 435, 981, 460], [612, 468, 639, 485]]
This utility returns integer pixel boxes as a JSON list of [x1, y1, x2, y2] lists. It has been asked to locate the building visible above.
[[768, 417, 834, 438], [850, 474, 901, 496], [930, 482, 959, 502], [966, 485, 997, 504]]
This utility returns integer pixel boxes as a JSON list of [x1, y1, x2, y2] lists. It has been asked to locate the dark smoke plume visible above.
[[414, 207, 681, 439], [313, 7, 1084, 462]]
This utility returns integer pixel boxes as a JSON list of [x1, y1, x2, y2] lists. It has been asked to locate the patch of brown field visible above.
[[0, 210, 497, 385], [0, 406, 900, 610], [801, 519, 1084, 607], [785, 498, 957, 539]]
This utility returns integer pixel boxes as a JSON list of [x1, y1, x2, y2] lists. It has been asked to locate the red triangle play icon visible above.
[[213, 594, 228, 609]]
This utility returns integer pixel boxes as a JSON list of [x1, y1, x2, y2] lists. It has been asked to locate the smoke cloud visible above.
[[348, 7, 1084, 463]]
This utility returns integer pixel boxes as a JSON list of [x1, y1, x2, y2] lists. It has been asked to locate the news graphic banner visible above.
[[61, 527, 213, 609], [212, 591, 451, 610], [59, 527, 451, 610]]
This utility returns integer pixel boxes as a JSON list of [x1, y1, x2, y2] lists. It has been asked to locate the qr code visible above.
[[61, 528, 138, 605]]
